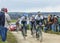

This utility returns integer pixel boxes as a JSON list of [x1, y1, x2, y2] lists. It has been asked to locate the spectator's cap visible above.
[[1, 8, 8, 13]]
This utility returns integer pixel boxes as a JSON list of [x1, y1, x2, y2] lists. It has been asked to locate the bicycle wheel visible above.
[[32, 25, 36, 38], [22, 25, 26, 40], [39, 29, 42, 42], [36, 26, 42, 42]]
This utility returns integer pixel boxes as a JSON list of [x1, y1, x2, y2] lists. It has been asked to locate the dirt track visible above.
[[11, 30, 60, 43]]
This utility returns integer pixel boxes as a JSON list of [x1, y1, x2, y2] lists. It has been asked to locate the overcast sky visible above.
[[0, 0, 60, 12]]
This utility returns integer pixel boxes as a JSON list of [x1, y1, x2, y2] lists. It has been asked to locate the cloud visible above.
[[41, 6, 60, 12], [8, 6, 60, 12], [0, 0, 60, 12]]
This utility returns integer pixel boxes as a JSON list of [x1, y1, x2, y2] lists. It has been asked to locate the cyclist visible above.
[[35, 12, 43, 41], [30, 15, 36, 35], [20, 15, 27, 38]]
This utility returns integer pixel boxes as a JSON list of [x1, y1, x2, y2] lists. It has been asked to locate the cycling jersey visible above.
[[20, 16, 27, 24], [30, 17, 35, 24], [35, 15, 43, 25]]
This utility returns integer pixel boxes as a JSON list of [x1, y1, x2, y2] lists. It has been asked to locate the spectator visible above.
[[0, 8, 10, 42], [4, 8, 11, 28], [52, 15, 58, 32], [47, 14, 53, 30]]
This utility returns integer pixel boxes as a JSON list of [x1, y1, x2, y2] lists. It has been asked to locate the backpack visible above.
[[0, 11, 5, 26]]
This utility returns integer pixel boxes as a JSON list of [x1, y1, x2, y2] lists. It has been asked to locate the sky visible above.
[[0, 0, 60, 12]]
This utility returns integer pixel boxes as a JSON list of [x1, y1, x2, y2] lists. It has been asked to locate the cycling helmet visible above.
[[32, 15, 35, 17]]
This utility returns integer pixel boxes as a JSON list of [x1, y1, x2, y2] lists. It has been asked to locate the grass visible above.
[[0, 31, 17, 43], [44, 30, 60, 35], [11, 19, 16, 23]]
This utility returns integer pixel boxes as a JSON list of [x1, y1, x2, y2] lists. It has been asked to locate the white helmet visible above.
[[32, 15, 35, 17]]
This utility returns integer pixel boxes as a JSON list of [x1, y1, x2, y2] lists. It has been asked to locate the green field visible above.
[[11, 19, 16, 23]]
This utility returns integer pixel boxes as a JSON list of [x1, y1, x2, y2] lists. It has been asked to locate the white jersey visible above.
[[30, 17, 35, 21], [21, 16, 27, 21], [40, 15, 44, 19], [35, 15, 43, 20], [19, 16, 29, 24]]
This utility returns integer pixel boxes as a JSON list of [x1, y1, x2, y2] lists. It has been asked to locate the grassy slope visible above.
[[45, 31, 60, 35], [0, 31, 17, 43]]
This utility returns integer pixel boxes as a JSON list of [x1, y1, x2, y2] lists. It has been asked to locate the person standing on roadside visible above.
[[4, 8, 11, 28], [52, 15, 58, 32], [0, 8, 11, 42]]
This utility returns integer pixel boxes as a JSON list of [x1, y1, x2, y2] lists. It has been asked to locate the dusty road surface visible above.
[[11, 30, 60, 43]]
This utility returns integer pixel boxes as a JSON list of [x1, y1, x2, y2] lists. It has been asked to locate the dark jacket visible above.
[[0, 11, 5, 26]]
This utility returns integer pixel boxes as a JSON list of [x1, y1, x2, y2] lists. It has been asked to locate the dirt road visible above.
[[11, 31, 60, 43]]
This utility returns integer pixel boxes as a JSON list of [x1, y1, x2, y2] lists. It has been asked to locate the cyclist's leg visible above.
[[25, 25, 27, 36], [21, 25, 24, 36], [21, 22, 26, 39], [39, 27, 42, 42], [35, 20, 39, 38], [30, 22, 33, 35], [34, 22, 36, 30], [22, 24, 25, 36], [24, 22, 27, 36], [22, 25, 26, 39], [21, 21, 25, 36], [36, 29, 38, 38], [36, 25, 39, 38]]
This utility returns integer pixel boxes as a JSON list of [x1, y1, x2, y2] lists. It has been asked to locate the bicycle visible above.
[[36, 22, 42, 42], [31, 24, 36, 38], [21, 24, 27, 40]]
